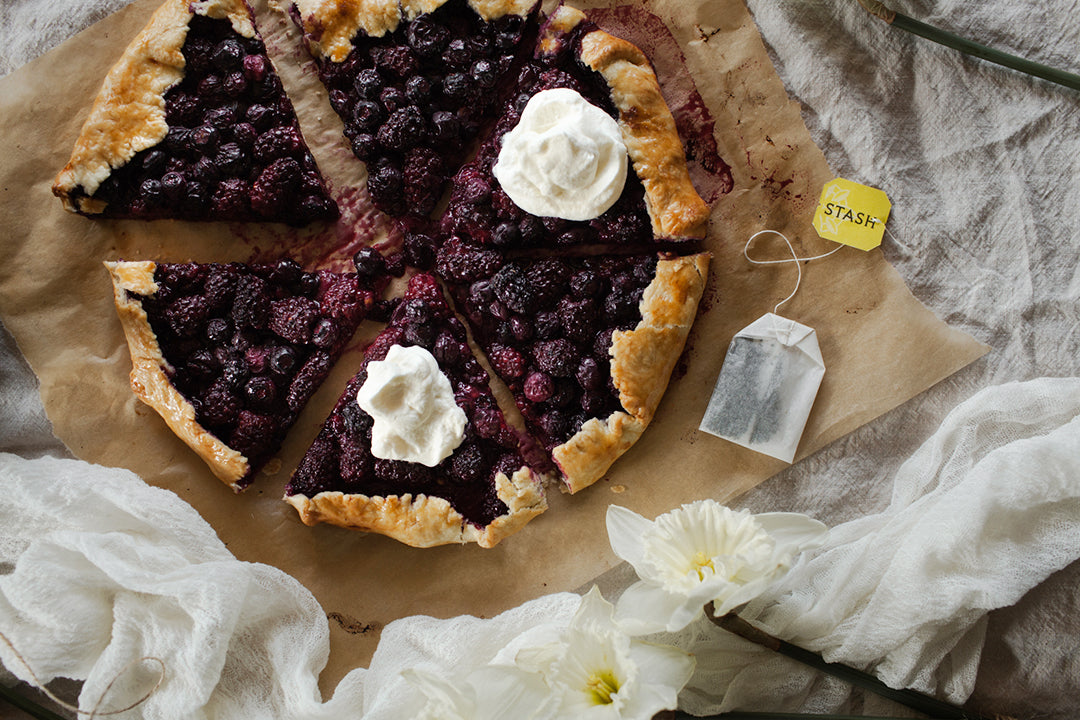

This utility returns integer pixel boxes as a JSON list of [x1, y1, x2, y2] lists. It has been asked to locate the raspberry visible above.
[[557, 296, 597, 343], [231, 274, 270, 329], [251, 157, 301, 216], [533, 339, 577, 377], [268, 296, 319, 343], [376, 106, 427, 151], [488, 345, 526, 379], [435, 238, 501, 283], [320, 275, 368, 321], [229, 409, 278, 459], [450, 443, 486, 484], [287, 351, 331, 412], [404, 147, 444, 214], [166, 295, 210, 338], [253, 126, 303, 163]]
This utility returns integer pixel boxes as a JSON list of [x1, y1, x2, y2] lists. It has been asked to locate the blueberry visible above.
[[268, 345, 299, 376], [442, 39, 470, 67], [380, 86, 407, 113], [142, 149, 167, 174], [311, 318, 340, 349], [350, 133, 378, 160], [212, 39, 244, 71], [430, 111, 461, 143], [215, 142, 246, 175], [197, 75, 223, 99], [352, 100, 385, 132], [404, 75, 432, 104], [470, 59, 497, 88], [244, 375, 277, 409], [139, 178, 163, 204], [224, 71, 248, 98], [524, 371, 554, 402], [352, 246, 387, 280], [161, 171, 186, 199], [407, 17, 450, 57], [442, 72, 472, 100], [192, 124, 220, 154]]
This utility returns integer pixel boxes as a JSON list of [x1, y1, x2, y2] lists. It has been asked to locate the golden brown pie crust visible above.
[[284, 465, 546, 547], [53, 0, 255, 213], [553, 252, 710, 493], [106, 261, 251, 490]]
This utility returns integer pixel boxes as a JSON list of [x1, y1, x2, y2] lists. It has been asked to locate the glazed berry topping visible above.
[[443, 254, 658, 451], [311, 0, 539, 218], [287, 273, 532, 528], [137, 259, 387, 488]]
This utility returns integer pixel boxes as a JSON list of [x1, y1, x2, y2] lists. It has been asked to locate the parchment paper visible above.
[[0, 0, 986, 690]]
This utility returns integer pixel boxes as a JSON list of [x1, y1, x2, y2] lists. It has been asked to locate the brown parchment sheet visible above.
[[0, 0, 987, 691]]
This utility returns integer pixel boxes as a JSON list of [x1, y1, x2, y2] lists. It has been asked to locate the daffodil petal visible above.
[[754, 512, 829, 554], [606, 505, 653, 569], [470, 665, 555, 720], [613, 580, 688, 634]]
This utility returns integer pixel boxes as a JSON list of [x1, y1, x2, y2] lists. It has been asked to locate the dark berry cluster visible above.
[[91, 16, 337, 225], [439, 58, 653, 250], [287, 273, 525, 527], [316, 0, 535, 217], [141, 259, 376, 487], [443, 253, 659, 449]]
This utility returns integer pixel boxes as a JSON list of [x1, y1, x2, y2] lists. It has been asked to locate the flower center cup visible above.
[[586, 669, 621, 705]]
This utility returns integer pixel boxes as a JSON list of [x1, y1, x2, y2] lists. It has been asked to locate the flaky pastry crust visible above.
[[284, 465, 546, 548], [106, 261, 250, 490], [53, 0, 255, 213], [541, 6, 709, 239], [553, 253, 710, 493]]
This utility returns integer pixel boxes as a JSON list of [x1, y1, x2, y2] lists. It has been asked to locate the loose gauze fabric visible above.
[[1, 377, 1078, 717], [700, 313, 825, 462], [674, 377, 1080, 714]]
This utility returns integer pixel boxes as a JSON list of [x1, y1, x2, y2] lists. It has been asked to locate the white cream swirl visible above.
[[356, 344, 466, 467], [492, 88, 628, 221]]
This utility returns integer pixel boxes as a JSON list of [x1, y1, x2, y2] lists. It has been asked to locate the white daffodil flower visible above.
[[607, 500, 828, 634], [514, 586, 695, 720], [404, 664, 554, 720]]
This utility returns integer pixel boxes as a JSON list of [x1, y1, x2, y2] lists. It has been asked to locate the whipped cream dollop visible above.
[[356, 344, 467, 467], [493, 88, 628, 221]]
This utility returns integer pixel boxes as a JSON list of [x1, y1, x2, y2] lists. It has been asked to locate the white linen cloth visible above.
[[0, 377, 1077, 718]]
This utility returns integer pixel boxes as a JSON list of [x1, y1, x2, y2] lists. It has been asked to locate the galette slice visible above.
[[54, 0, 337, 225], [442, 249, 710, 493], [107, 256, 385, 490], [280, 0, 539, 217], [285, 273, 546, 548], [430, 4, 708, 256]]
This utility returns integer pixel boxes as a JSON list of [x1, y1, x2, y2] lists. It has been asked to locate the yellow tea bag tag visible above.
[[812, 178, 891, 251]]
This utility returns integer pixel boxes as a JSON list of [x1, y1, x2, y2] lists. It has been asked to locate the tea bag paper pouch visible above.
[[699, 312, 825, 463]]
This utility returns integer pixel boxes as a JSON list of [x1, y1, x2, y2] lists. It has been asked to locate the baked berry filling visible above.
[[287, 274, 528, 528], [309, 0, 539, 218], [134, 258, 379, 487], [442, 252, 659, 452], [438, 20, 654, 250], [86, 15, 337, 225]]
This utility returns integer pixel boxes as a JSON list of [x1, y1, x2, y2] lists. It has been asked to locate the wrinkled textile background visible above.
[[2, 0, 1079, 717]]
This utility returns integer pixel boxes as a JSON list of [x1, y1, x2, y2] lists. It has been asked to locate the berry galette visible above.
[[282, 0, 540, 217], [54, 0, 337, 225], [285, 273, 545, 547], [442, 250, 710, 493], [436, 4, 709, 252], [107, 257, 386, 490]]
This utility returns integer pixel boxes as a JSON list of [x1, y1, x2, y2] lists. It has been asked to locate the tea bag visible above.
[[699, 312, 825, 462]]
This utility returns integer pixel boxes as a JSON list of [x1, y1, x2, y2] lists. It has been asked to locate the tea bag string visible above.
[[744, 230, 843, 314], [0, 629, 165, 718]]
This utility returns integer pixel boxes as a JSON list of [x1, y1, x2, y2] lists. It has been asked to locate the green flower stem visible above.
[[704, 604, 1011, 720], [857, 0, 1080, 91], [0, 683, 70, 720]]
